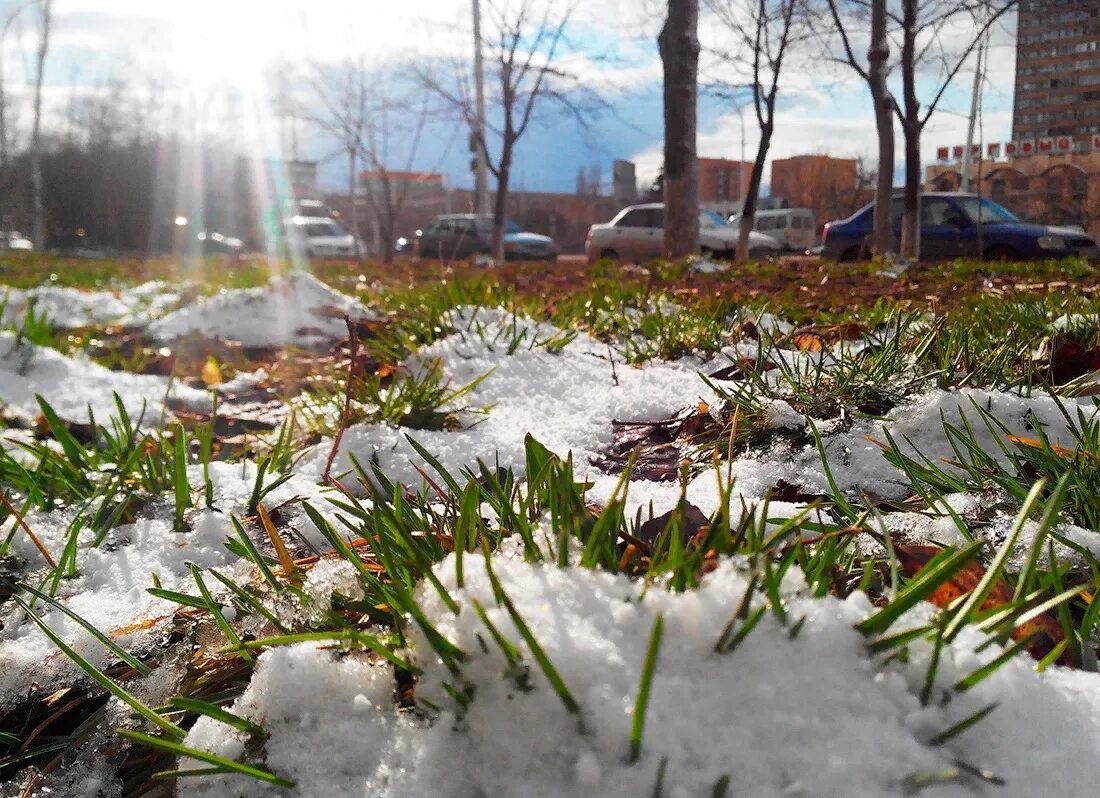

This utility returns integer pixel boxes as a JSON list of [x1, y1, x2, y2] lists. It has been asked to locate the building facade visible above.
[[926, 150, 1100, 238], [1013, 0, 1100, 145], [698, 157, 752, 214], [770, 155, 867, 229], [922, 1, 1100, 238], [329, 175, 623, 255]]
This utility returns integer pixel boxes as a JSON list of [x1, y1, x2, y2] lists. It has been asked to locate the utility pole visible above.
[[960, 28, 986, 194], [472, 0, 490, 215]]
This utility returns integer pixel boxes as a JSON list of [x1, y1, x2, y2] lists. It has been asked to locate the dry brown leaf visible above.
[[895, 544, 1069, 664]]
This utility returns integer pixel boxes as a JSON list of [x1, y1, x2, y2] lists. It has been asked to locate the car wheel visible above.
[[840, 246, 862, 262], [984, 245, 1018, 262], [599, 249, 619, 260]]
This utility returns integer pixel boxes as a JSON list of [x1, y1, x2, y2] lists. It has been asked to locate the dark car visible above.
[[821, 192, 1100, 262], [415, 214, 558, 261]]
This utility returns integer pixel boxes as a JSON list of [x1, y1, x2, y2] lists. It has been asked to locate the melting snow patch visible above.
[[0, 331, 210, 423], [180, 555, 1100, 797], [147, 271, 374, 348]]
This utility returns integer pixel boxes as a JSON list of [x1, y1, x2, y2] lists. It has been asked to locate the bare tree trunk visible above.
[[736, 120, 771, 261], [899, 0, 920, 260], [868, 0, 894, 256], [348, 146, 363, 262], [491, 142, 512, 262], [658, 0, 700, 260], [30, 0, 51, 249]]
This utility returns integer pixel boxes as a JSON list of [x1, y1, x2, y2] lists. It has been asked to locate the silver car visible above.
[[585, 203, 780, 262], [285, 216, 366, 258]]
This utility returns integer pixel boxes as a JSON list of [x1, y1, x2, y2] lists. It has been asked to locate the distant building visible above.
[[1013, 0, 1100, 146], [612, 160, 637, 205], [925, 149, 1100, 237], [359, 170, 446, 197], [922, 0, 1100, 239], [326, 185, 623, 255], [770, 155, 866, 228], [698, 157, 752, 214]]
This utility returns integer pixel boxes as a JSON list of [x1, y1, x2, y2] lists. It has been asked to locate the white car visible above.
[[0, 231, 33, 251], [585, 203, 780, 263], [285, 216, 365, 258]]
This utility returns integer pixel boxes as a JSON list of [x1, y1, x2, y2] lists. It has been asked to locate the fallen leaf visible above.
[[895, 543, 1070, 664]]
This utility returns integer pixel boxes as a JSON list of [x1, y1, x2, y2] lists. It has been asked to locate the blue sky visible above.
[[3, 0, 1018, 195]]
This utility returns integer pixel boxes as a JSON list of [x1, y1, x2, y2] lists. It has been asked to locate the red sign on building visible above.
[[1056, 136, 1073, 152], [937, 146, 950, 161], [1038, 137, 1054, 153], [987, 142, 1001, 158], [1019, 140, 1035, 155], [1093, 133, 1100, 151], [1005, 141, 1018, 155], [952, 145, 964, 159]]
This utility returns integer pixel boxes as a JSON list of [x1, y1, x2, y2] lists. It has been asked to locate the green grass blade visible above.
[[13, 596, 184, 740], [117, 728, 293, 788], [630, 613, 664, 763]]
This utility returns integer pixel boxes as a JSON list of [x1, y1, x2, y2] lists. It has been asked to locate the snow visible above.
[[147, 271, 375, 348], [5, 277, 1100, 796], [299, 307, 728, 519], [0, 281, 181, 329], [0, 331, 210, 424], [0, 462, 335, 709], [180, 554, 1100, 798]]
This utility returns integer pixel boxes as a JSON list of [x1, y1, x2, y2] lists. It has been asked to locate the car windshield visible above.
[[305, 222, 345, 237], [699, 209, 728, 228], [952, 196, 1019, 225], [474, 219, 523, 234]]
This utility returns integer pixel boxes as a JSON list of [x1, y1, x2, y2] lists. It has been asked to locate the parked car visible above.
[[415, 215, 559, 261], [284, 216, 365, 258], [585, 203, 780, 263], [0, 231, 33, 251], [196, 231, 244, 255], [821, 192, 1100, 262], [729, 208, 816, 251]]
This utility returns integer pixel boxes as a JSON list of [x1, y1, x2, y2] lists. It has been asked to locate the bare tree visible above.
[[894, 0, 1017, 260], [306, 58, 368, 262], [0, 2, 33, 226], [704, 0, 803, 262], [421, 0, 599, 262], [306, 58, 431, 265], [30, 0, 50, 248], [821, 0, 895, 256], [659, 0, 700, 259]]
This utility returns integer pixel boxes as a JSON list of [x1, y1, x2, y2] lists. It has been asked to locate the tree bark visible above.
[[658, 0, 700, 260], [899, 0, 920, 260], [736, 119, 771, 261], [868, 0, 895, 256], [491, 139, 512, 263], [31, 0, 52, 249], [348, 147, 364, 262]]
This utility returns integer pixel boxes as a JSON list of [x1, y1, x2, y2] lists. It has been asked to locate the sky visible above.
[[0, 0, 1019, 195]]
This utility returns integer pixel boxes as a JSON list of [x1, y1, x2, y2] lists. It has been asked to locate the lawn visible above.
[[2, 251, 1100, 796]]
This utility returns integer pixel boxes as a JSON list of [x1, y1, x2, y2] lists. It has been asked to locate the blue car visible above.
[[821, 192, 1100, 262]]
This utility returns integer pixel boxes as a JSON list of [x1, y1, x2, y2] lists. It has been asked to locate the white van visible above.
[[732, 208, 816, 251]]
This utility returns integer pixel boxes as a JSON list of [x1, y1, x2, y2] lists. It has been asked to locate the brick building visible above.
[[769, 155, 868, 229], [925, 150, 1100, 237], [924, 0, 1100, 238], [698, 157, 752, 214], [327, 172, 623, 255]]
